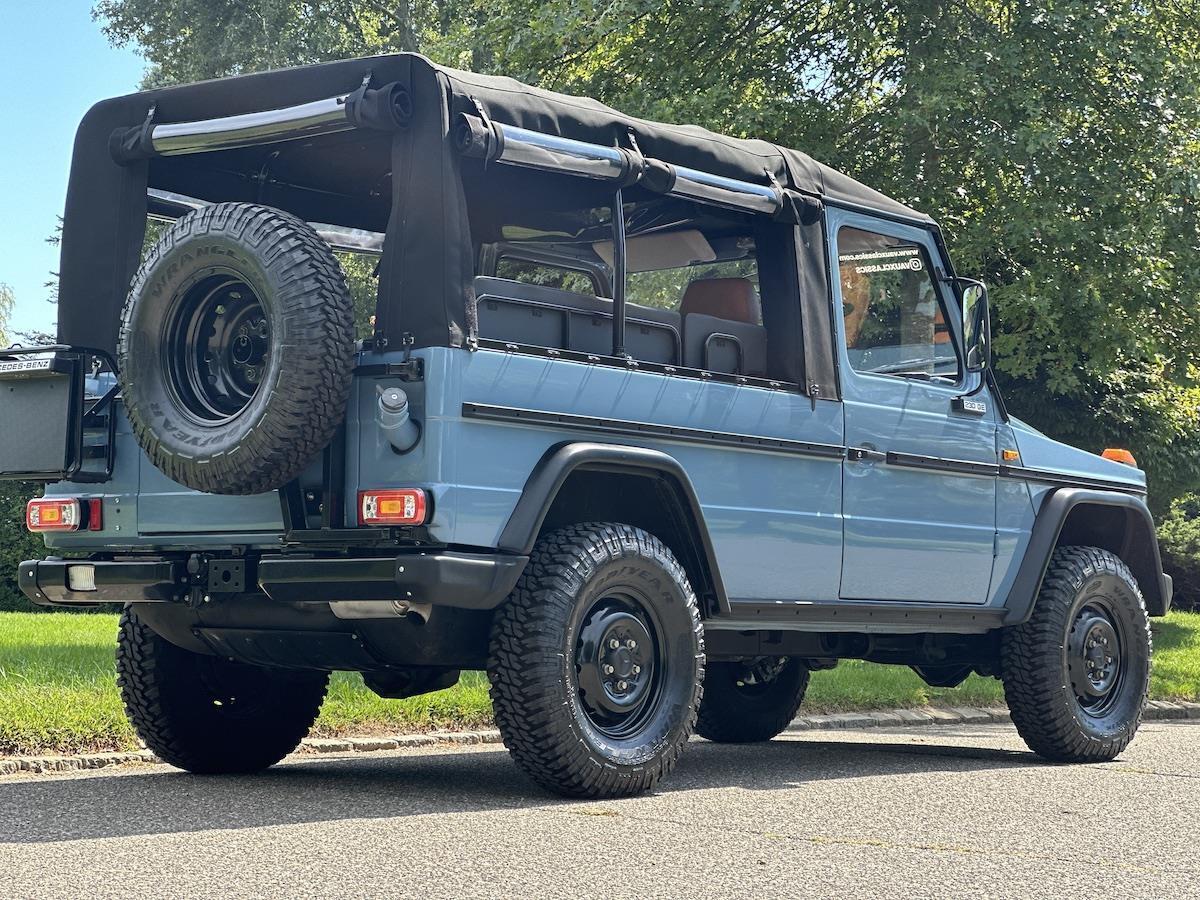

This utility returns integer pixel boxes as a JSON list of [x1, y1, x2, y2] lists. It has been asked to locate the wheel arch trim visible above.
[[496, 441, 730, 616], [1002, 488, 1171, 623]]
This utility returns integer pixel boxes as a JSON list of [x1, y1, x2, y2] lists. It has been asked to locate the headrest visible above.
[[680, 277, 761, 324]]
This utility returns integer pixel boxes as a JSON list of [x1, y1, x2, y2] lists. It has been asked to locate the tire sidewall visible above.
[[1059, 567, 1150, 741], [558, 549, 702, 769], [124, 232, 285, 458]]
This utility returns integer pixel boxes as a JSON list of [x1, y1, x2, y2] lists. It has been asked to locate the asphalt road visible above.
[[1, 721, 1197, 899]]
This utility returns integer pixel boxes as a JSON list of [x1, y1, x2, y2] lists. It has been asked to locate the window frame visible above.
[[829, 212, 966, 392], [469, 172, 804, 392]]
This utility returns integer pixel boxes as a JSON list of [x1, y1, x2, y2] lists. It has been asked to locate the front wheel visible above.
[[117, 607, 329, 773], [696, 657, 809, 743], [1001, 546, 1151, 762], [487, 523, 705, 798]]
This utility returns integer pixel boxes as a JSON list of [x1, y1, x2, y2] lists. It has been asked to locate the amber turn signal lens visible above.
[[1101, 448, 1137, 466], [1001, 449, 1020, 462]]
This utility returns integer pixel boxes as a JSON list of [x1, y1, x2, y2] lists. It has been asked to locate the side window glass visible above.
[[837, 227, 959, 382]]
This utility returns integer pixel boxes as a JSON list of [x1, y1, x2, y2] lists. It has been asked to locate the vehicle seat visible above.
[[680, 277, 768, 377], [474, 276, 681, 364]]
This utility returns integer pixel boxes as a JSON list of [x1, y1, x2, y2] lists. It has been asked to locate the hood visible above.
[[1008, 417, 1146, 492]]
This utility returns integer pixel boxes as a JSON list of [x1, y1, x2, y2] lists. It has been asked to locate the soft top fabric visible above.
[[58, 52, 930, 359]]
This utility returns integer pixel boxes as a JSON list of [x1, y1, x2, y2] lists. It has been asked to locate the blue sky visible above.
[[0, 4, 145, 339]]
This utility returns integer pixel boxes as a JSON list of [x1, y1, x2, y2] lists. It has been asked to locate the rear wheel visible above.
[[117, 607, 329, 773], [1001, 546, 1151, 762], [488, 523, 704, 798], [696, 657, 809, 743]]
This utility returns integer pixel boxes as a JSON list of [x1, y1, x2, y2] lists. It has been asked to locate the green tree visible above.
[[0, 286, 48, 610], [94, 0, 1200, 501]]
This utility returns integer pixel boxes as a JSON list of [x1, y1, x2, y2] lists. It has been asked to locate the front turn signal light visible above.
[[1101, 448, 1137, 467], [358, 489, 428, 526]]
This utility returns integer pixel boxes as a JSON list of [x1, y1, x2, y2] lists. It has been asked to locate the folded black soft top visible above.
[[58, 53, 930, 356]]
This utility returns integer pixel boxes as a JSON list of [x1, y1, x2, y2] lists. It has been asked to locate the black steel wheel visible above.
[[1002, 545, 1151, 762], [162, 272, 272, 424], [488, 523, 704, 798], [118, 202, 355, 495], [696, 657, 810, 743]]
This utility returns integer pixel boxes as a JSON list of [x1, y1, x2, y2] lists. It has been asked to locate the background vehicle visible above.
[[0, 54, 1171, 798]]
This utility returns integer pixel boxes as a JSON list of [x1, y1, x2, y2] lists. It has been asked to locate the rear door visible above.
[[831, 211, 998, 604]]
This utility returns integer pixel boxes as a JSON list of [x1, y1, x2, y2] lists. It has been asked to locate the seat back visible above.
[[679, 277, 768, 377], [474, 277, 681, 364]]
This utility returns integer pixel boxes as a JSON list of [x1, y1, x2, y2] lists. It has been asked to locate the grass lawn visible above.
[[1, 609, 1197, 756]]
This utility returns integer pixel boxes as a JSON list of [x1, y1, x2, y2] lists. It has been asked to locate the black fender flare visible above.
[[496, 441, 730, 615], [1002, 488, 1171, 623]]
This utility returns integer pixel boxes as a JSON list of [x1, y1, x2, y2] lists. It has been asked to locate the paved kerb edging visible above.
[[4, 701, 1198, 777]]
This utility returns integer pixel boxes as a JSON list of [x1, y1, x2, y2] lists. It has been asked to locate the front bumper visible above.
[[19, 550, 528, 611]]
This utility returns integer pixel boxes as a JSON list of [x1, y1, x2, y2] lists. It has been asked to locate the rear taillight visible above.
[[26, 497, 103, 533], [358, 489, 428, 526], [27, 498, 82, 532]]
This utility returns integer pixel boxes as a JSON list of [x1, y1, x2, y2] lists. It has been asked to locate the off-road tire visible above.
[[488, 523, 705, 798], [117, 606, 329, 773], [1001, 546, 1151, 763], [696, 657, 809, 743], [118, 202, 356, 495]]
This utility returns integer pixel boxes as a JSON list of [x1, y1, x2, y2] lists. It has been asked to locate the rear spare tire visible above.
[[118, 202, 356, 495]]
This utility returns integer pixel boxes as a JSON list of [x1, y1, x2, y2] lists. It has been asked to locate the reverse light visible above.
[[1102, 448, 1138, 467], [26, 498, 82, 532], [358, 489, 428, 526]]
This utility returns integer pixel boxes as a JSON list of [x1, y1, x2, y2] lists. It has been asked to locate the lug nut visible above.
[[626, 639, 637, 650], [617, 680, 628, 691], [603, 664, 614, 675], [609, 638, 620, 650], [632, 665, 641, 675]]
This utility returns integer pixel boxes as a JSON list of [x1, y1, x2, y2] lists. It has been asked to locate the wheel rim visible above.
[[574, 594, 665, 739], [163, 270, 271, 424], [1067, 599, 1126, 717]]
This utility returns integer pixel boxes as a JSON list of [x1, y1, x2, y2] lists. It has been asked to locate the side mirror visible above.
[[959, 279, 991, 372]]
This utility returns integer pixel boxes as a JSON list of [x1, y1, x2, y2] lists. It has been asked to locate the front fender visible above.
[[1003, 488, 1171, 623]]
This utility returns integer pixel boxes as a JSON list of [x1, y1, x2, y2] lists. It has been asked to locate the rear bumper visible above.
[[19, 550, 528, 611]]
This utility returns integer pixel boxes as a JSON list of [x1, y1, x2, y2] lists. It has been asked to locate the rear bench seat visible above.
[[680, 278, 768, 377], [474, 276, 681, 365]]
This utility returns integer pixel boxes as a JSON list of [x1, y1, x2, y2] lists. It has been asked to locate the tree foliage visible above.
[[1158, 492, 1200, 611], [94, 0, 1200, 501]]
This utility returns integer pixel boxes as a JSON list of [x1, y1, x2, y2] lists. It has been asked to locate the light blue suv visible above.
[[2, 54, 1170, 798]]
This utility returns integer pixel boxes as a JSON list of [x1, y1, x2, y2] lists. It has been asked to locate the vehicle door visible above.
[[830, 210, 998, 604]]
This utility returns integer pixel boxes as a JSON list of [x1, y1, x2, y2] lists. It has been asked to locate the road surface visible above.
[[1, 721, 1197, 899]]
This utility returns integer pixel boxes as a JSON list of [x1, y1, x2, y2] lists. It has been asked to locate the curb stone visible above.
[[4, 702, 1197, 777]]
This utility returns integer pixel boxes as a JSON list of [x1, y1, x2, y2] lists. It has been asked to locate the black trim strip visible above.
[[999, 464, 1146, 495], [475, 338, 798, 393], [462, 403, 846, 460], [710, 599, 1006, 634], [464, 403, 1146, 495], [885, 450, 999, 477]]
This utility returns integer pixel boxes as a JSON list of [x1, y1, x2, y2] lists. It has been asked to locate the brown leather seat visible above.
[[679, 277, 761, 324]]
